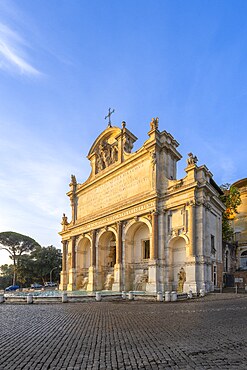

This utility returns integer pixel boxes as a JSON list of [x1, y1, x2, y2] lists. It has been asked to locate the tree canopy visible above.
[[0, 231, 40, 259], [0, 231, 40, 285], [220, 184, 241, 242], [0, 244, 62, 289]]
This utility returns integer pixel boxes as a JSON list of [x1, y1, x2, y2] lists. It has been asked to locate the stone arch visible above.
[[97, 226, 117, 243], [97, 230, 117, 290], [168, 236, 187, 291], [124, 217, 152, 238], [76, 237, 91, 290], [124, 220, 151, 291], [77, 233, 92, 244]]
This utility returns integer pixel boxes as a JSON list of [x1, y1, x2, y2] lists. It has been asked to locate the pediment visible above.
[[87, 126, 121, 157]]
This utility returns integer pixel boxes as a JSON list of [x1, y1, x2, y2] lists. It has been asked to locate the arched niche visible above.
[[97, 230, 116, 290], [124, 220, 151, 291], [77, 237, 91, 270], [168, 236, 187, 290]]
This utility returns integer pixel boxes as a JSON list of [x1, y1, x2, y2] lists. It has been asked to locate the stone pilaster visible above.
[[87, 230, 96, 291], [62, 240, 67, 272], [67, 236, 76, 291], [59, 240, 68, 291], [112, 222, 123, 291], [188, 203, 195, 256], [147, 211, 159, 293], [150, 211, 158, 260]]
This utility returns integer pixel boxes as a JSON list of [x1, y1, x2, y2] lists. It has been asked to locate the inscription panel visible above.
[[77, 159, 151, 218], [73, 201, 156, 235]]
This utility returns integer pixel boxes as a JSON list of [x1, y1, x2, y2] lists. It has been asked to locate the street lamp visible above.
[[50, 267, 57, 283]]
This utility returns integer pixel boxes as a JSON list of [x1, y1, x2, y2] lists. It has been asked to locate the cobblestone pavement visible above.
[[0, 294, 247, 370]]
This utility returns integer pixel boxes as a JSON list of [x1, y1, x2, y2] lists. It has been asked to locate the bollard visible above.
[[62, 292, 68, 303], [122, 291, 127, 299], [165, 291, 171, 302], [95, 292, 102, 301], [27, 293, 33, 304], [157, 291, 163, 302], [199, 289, 205, 297], [170, 291, 177, 302], [187, 290, 193, 299], [0, 294, 4, 304], [128, 291, 134, 300]]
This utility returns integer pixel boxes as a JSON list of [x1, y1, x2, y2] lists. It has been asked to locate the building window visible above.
[[225, 250, 229, 273], [143, 240, 150, 260], [240, 250, 247, 270], [211, 235, 216, 254], [213, 265, 217, 286]]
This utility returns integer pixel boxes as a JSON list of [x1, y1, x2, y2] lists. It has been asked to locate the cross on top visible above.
[[105, 108, 115, 127]]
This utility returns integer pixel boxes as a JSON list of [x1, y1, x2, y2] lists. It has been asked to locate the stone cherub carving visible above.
[[150, 117, 159, 131], [187, 152, 198, 166]]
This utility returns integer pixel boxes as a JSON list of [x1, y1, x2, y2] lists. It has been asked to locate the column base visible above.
[[67, 268, 76, 291], [59, 271, 68, 291], [112, 263, 122, 292], [147, 260, 158, 293], [87, 266, 96, 292], [183, 282, 198, 294]]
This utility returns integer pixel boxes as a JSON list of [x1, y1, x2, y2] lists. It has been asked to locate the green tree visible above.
[[220, 184, 241, 242], [0, 264, 14, 289], [0, 232, 40, 285], [17, 245, 62, 285]]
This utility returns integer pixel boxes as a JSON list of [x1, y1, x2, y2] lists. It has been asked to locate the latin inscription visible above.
[[77, 159, 151, 218], [75, 201, 155, 234]]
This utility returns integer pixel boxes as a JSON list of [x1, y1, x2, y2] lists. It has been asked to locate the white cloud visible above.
[[0, 22, 41, 76], [0, 122, 87, 248]]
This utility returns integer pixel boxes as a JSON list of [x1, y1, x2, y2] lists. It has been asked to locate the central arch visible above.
[[97, 230, 117, 290], [125, 220, 151, 291]]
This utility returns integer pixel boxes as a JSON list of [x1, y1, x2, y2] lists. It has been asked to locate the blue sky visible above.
[[0, 0, 246, 264]]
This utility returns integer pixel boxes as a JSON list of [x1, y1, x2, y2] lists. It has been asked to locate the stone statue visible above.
[[96, 139, 118, 173], [96, 150, 105, 172], [61, 213, 69, 230], [123, 136, 134, 153], [187, 152, 198, 166], [150, 117, 159, 131], [111, 144, 118, 163], [134, 273, 148, 291], [81, 276, 89, 290], [70, 174, 77, 185], [104, 273, 114, 290], [177, 267, 186, 293]]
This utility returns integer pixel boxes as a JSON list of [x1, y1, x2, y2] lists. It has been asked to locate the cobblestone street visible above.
[[0, 294, 247, 370]]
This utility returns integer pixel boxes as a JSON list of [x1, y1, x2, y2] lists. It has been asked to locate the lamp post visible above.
[[50, 267, 57, 283]]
